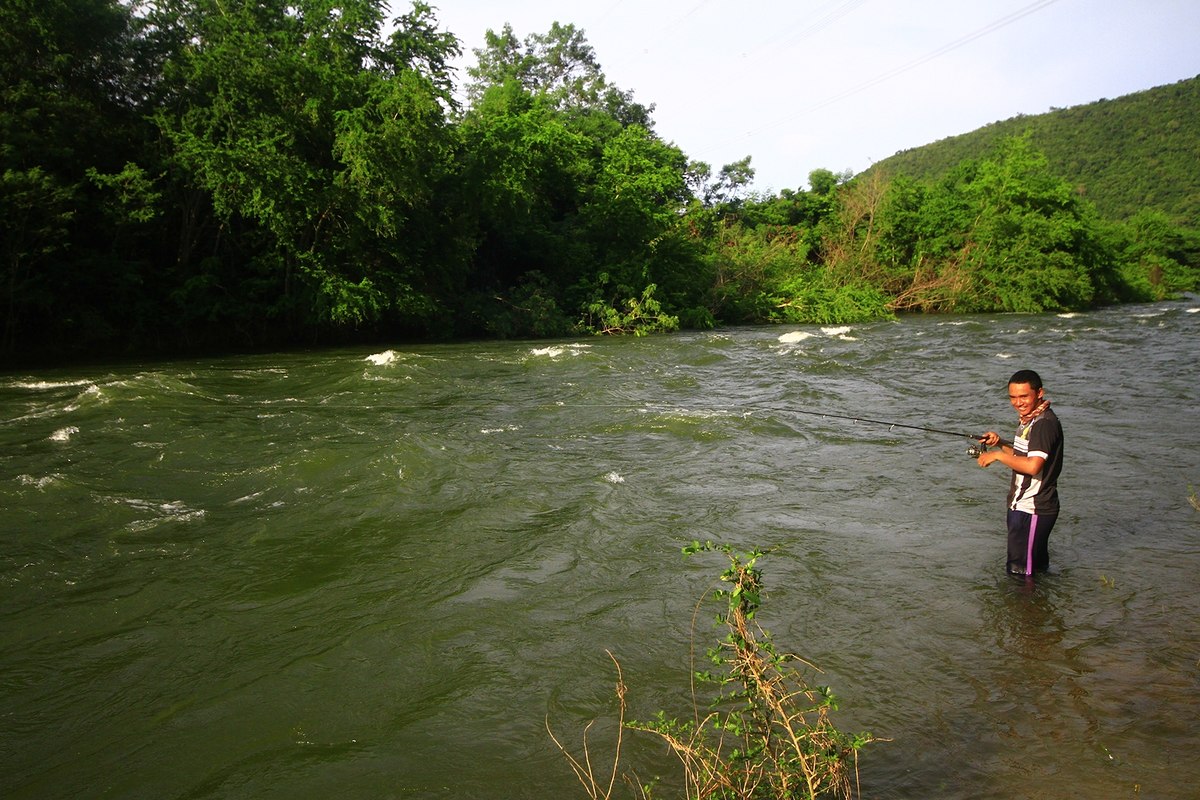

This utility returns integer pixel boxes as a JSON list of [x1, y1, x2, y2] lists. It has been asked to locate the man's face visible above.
[[1008, 382, 1044, 417]]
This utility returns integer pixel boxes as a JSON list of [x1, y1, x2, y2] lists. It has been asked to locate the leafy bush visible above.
[[578, 282, 680, 336], [770, 278, 893, 325], [482, 271, 574, 338]]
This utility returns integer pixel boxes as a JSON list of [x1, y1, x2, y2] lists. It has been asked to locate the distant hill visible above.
[[868, 75, 1200, 225]]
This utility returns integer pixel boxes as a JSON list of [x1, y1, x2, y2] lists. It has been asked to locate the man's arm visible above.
[[978, 448, 1045, 475], [977, 430, 1040, 473]]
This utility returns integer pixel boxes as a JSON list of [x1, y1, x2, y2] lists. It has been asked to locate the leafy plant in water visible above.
[[549, 543, 873, 799], [578, 281, 681, 336]]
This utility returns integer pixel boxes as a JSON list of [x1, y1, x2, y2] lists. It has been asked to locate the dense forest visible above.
[[3, 0, 1198, 367]]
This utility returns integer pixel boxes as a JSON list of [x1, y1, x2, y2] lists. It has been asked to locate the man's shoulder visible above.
[[1036, 407, 1063, 438]]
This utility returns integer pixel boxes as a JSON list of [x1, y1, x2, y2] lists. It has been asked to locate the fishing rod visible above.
[[734, 404, 996, 457], [759, 406, 981, 440]]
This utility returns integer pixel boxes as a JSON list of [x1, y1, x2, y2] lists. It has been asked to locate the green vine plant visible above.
[[548, 542, 875, 800], [578, 283, 681, 336]]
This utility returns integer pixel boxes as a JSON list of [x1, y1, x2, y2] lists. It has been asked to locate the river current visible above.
[[2, 299, 1198, 799]]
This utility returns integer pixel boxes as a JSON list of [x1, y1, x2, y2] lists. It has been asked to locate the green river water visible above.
[[2, 300, 1198, 799]]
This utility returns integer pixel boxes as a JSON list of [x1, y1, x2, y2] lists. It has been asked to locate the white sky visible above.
[[424, 0, 1200, 192]]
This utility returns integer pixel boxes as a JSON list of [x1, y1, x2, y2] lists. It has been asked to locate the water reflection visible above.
[[970, 574, 1121, 799], [987, 575, 1069, 659]]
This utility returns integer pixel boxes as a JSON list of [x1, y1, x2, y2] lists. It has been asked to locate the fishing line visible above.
[[748, 404, 983, 440], [615, 400, 993, 455], [133, 394, 992, 453], [557, 397, 984, 439]]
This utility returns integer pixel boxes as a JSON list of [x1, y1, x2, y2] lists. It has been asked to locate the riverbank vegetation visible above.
[[548, 543, 872, 799], [4, 1, 1198, 366]]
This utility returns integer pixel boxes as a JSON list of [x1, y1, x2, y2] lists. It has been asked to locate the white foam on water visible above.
[[815, 325, 858, 341], [604, 471, 625, 484], [777, 331, 813, 343], [528, 343, 591, 359], [480, 425, 521, 434], [60, 384, 102, 413], [1185, 307, 1198, 313], [17, 474, 61, 489], [996, 353, 1014, 359], [364, 350, 398, 365], [646, 405, 738, 421], [1057, 312, 1080, 319], [49, 426, 79, 442], [122, 499, 206, 532], [9, 378, 96, 390]]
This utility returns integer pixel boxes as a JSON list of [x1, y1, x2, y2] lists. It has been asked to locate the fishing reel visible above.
[[966, 440, 988, 458]]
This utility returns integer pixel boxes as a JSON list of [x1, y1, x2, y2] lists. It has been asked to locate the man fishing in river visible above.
[[976, 369, 1064, 577]]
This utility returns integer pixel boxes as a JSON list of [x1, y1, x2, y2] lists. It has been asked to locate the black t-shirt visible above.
[[1006, 407, 1063, 515]]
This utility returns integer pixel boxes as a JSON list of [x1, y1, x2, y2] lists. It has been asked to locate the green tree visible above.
[[807, 168, 839, 196], [0, 0, 135, 175], [1106, 208, 1200, 300], [154, 0, 461, 336], [456, 81, 592, 335], [0, 169, 75, 351], [703, 221, 811, 324], [869, 135, 1116, 313], [957, 134, 1100, 311], [0, 0, 152, 358], [694, 156, 756, 207], [465, 21, 653, 127], [870, 76, 1200, 226], [575, 124, 694, 319], [460, 21, 699, 335]]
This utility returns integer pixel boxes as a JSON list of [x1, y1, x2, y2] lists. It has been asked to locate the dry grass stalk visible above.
[[550, 545, 872, 800], [547, 650, 633, 800]]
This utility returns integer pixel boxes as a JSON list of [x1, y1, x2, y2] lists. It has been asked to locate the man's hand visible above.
[[977, 449, 1002, 468], [977, 446, 1045, 475]]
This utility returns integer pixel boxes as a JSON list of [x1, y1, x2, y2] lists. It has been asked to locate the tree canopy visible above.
[[2, 1, 1196, 366]]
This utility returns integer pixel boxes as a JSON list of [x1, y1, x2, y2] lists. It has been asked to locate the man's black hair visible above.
[[1009, 369, 1043, 391]]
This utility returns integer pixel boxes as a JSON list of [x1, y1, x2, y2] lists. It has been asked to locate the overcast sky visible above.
[[426, 0, 1200, 192]]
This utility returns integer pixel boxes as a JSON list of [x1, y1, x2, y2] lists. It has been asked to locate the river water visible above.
[[2, 299, 1198, 799]]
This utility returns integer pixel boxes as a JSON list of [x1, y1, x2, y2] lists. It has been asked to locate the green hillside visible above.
[[869, 75, 1200, 225]]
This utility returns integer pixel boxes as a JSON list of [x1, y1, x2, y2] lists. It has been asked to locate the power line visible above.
[[750, 0, 872, 57], [695, 0, 1063, 157], [589, 0, 629, 27], [654, 0, 718, 37]]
